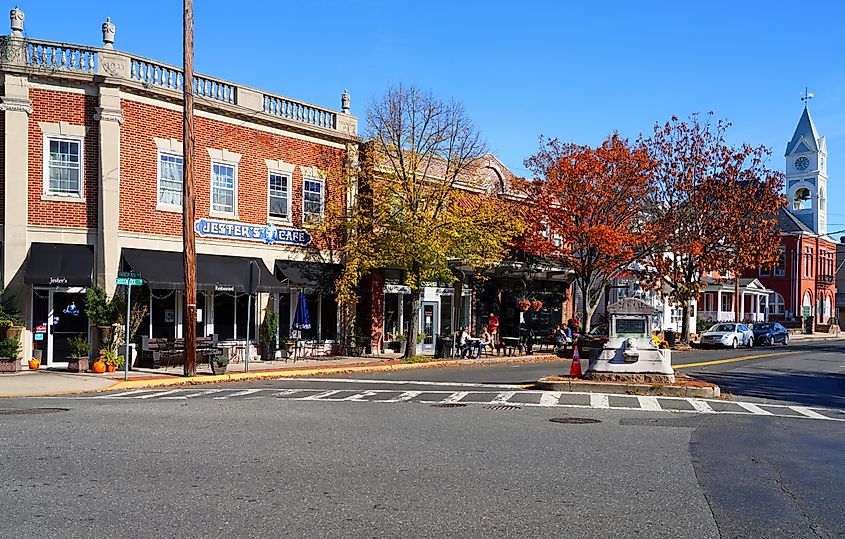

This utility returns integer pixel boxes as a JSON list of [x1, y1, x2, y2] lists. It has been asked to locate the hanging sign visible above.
[[195, 218, 311, 246]]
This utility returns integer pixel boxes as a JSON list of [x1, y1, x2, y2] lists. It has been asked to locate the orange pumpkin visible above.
[[91, 360, 106, 374], [28, 359, 41, 370]]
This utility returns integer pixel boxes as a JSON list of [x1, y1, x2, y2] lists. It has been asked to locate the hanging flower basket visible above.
[[518, 299, 532, 312], [530, 300, 543, 312]]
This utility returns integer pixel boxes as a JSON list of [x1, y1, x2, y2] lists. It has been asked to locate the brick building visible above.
[[1, 9, 358, 366]]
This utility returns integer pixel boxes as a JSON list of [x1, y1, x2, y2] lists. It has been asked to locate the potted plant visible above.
[[209, 353, 229, 375], [530, 299, 543, 312], [0, 297, 24, 339], [518, 298, 532, 312], [100, 348, 121, 373], [0, 336, 22, 372], [84, 287, 120, 342], [259, 311, 279, 361], [66, 335, 90, 373], [91, 349, 107, 374]]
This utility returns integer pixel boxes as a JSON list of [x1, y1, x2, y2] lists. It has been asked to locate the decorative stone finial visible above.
[[10, 6, 24, 37], [101, 16, 115, 49], [341, 89, 350, 114]]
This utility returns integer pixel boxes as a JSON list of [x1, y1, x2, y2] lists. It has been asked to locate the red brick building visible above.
[[1, 10, 358, 366]]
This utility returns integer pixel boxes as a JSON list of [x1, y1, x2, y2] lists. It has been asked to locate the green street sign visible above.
[[116, 277, 143, 286]]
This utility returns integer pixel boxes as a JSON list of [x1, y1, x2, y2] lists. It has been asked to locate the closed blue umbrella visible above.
[[292, 290, 311, 331]]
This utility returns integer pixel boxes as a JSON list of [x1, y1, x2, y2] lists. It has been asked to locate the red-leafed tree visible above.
[[716, 145, 786, 322], [639, 113, 784, 340], [522, 134, 655, 332]]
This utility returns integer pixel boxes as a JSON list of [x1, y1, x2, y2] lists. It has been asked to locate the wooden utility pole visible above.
[[182, 0, 197, 376]]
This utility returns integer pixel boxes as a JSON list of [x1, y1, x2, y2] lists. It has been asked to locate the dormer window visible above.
[[793, 187, 811, 210]]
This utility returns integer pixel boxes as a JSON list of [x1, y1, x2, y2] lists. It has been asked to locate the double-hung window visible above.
[[45, 137, 83, 197], [158, 153, 183, 207], [212, 162, 236, 215], [268, 172, 289, 220], [303, 178, 324, 221]]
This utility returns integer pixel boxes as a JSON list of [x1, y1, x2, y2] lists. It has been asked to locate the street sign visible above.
[[116, 277, 143, 286], [118, 271, 141, 279]]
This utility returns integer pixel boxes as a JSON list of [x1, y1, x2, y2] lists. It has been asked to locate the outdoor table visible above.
[[501, 337, 520, 356]]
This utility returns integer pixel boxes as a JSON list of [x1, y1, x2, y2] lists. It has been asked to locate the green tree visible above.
[[325, 84, 526, 357]]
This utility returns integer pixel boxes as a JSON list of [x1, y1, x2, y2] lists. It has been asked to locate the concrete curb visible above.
[[104, 355, 563, 392], [535, 376, 721, 399]]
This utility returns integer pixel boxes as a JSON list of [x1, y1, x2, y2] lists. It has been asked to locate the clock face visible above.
[[795, 157, 810, 170]]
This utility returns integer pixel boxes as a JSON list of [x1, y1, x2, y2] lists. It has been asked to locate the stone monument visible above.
[[587, 297, 674, 382]]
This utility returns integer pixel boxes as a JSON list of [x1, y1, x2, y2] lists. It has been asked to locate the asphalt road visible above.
[[1, 341, 842, 538]]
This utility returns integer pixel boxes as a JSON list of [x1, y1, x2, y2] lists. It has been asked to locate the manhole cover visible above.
[[549, 417, 601, 424], [431, 403, 468, 408], [0, 408, 69, 416], [484, 405, 522, 411]]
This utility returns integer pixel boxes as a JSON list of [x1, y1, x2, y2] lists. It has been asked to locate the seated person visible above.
[[552, 325, 565, 349], [478, 325, 493, 358], [459, 326, 472, 358]]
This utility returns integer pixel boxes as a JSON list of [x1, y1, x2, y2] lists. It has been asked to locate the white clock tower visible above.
[[785, 98, 828, 235]]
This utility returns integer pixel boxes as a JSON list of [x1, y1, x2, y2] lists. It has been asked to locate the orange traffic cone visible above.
[[569, 345, 582, 377]]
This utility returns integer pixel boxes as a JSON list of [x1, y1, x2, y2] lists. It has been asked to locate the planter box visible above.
[[67, 356, 89, 373], [0, 357, 21, 372], [210, 362, 227, 375]]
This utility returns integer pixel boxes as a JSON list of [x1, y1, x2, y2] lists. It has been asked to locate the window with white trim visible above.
[[158, 153, 183, 207], [773, 250, 786, 276], [211, 162, 236, 215], [303, 178, 324, 221], [45, 137, 83, 197], [268, 172, 289, 220], [768, 293, 785, 315]]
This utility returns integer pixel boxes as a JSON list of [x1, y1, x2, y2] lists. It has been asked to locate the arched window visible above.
[[767, 292, 785, 315], [823, 295, 832, 322], [793, 187, 811, 210], [802, 290, 813, 317]]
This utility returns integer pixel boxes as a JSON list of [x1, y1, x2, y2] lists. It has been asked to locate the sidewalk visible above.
[[0, 352, 564, 398]]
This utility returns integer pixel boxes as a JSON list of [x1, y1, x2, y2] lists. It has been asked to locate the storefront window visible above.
[[385, 293, 400, 339], [214, 293, 235, 340], [150, 290, 176, 339], [440, 295, 452, 335], [278, 293, 291, 339], [301, 293, 320, 340], [235, 294, 257, 340], [321, 295, 338, 341]]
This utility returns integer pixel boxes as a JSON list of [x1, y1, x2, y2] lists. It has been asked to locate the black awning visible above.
[[122, 249, 283, 293], [24, 243, 94, 286], [275, 260, 342, 292]]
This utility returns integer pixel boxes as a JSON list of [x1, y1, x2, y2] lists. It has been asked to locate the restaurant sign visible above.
[[195, 218, 311, 246]]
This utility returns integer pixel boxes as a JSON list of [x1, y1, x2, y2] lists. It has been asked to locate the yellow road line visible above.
[[674, 351, 798, 369]]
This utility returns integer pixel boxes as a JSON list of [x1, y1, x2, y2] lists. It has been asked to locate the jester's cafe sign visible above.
[[195, 218, 311, 246]]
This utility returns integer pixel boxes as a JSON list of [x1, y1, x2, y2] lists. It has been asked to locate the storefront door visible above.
[[32, 288, 88, 367], [419, 302, 437, 353]]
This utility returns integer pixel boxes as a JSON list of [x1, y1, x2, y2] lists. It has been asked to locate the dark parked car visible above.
[[577, 324, 608, 352], [749, 322, 789, 345]]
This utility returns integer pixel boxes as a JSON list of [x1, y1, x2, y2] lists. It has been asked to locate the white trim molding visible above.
[[0, 95, 33, 114], [207, 147, 242, 163], [154, 137, 184, 154], [38, 121, 88, 137], [265, 159, 296, 175], [300, 165, 326, 179]]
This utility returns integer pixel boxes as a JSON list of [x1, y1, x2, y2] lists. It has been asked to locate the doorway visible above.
[[32, 288, 88, 367], [419, 301, 438, 353]]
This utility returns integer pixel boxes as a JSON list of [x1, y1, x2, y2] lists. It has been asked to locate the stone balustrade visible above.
[[2, 28, 355, 137], [25, 39, 99, 73]]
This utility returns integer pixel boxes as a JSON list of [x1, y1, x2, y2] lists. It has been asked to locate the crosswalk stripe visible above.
[[590, 394, 610, 409], [300, 390, 344, 400], [213, 389, 262, 400], [689, 399, 715, 413], [134, 390, 180, 399], [637, 396, 662, 411], [161, 389, 224, 400], [95, 390, 150, 398], [735, 402, 774, 415], [379, 391, 422, 403], [790, 406, 830, 420], [341, 391, 379, 401], [441, 391, 469, 403], [539, 391, 561, 406], [491, 392, 515, 404]]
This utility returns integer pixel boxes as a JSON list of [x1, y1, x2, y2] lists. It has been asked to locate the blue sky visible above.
[[19, 1, 845, 231]]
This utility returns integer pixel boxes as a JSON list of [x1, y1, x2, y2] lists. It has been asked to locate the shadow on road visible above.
[[692, 368, 845, 408]]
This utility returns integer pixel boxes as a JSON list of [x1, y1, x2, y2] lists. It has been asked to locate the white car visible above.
[[700, 323, 755, 349]]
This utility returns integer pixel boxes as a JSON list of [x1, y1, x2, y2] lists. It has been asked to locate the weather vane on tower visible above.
[[801, 86, 814, 107]]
